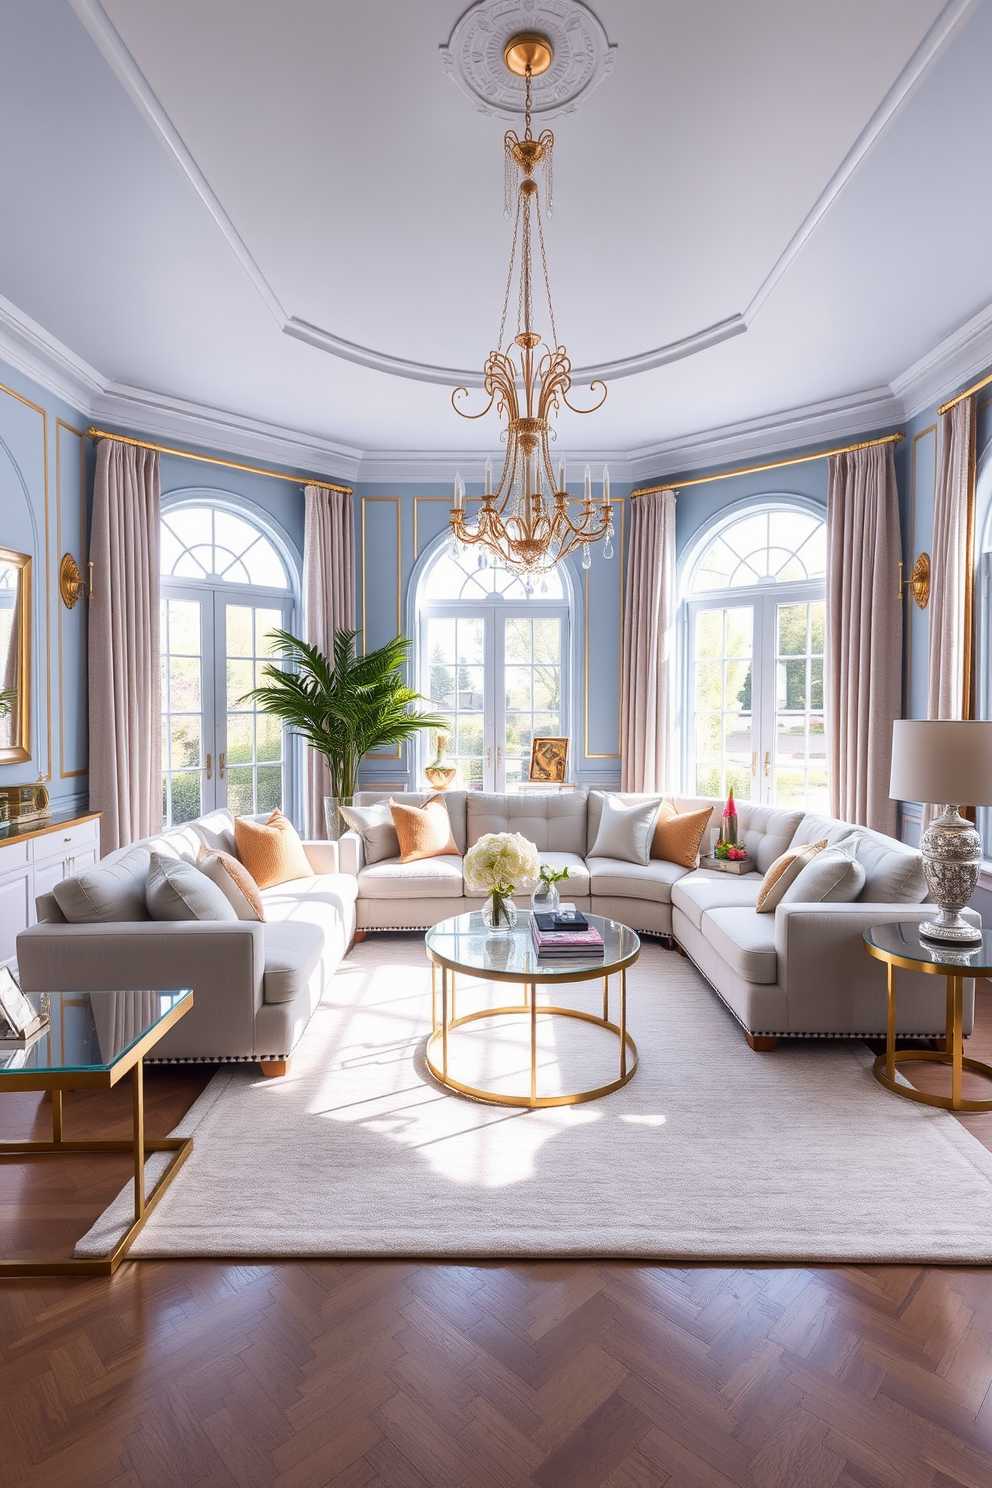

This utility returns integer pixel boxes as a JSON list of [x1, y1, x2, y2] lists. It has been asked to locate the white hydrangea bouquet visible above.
[[463, 831, 540, 929]]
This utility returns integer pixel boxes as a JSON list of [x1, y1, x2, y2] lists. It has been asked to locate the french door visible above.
[[421, 605, 568, 790], [685, 585, 827, 811], [161, 586, 294, 825]]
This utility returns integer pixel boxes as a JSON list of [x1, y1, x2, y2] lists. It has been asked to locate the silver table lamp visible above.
[[889, 719, 992, 945]]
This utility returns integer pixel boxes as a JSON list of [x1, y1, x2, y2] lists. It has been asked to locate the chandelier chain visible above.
[[534, 193, 558, 351], [497, 193, 522, 352]]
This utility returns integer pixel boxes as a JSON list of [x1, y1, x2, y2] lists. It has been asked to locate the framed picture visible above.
[[0, 965, 38, 1036], [529, 736, 569, 783]]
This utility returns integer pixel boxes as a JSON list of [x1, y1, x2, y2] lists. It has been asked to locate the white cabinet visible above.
[[0, 814, 101, 969]]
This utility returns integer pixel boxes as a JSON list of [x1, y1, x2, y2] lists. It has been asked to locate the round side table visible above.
[[863, 922, 992, 1111]]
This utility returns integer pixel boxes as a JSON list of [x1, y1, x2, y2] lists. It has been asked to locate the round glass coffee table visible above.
[[425, 911, 640, 1108], [863, 921, 992, 1111]]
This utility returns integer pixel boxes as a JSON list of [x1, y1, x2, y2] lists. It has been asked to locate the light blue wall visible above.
[[353, 479, 629, 791], [0, 355, 90, 813]]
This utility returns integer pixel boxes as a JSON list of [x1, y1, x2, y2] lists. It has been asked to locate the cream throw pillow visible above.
[[756, 839, 828, 913], [589, 795, 661, 865], [146, 852, 238, 922], [198, 847, 265, 921], [389, 794, 459, 863], [651, 802, 712, 869], [234, 809, 315, 889]]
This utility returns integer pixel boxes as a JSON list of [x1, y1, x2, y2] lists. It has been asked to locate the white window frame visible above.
[[160, 493, 302, 827]]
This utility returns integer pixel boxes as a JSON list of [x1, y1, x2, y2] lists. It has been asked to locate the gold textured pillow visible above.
[[755, 839, 828, 913], [651, 803, 712, 869], [197, 846, 265, 921], [389, 794, 459, 863], [233, 809, 314, 890]]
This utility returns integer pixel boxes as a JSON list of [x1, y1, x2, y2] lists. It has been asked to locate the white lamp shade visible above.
[[889, 720, 992, 806]]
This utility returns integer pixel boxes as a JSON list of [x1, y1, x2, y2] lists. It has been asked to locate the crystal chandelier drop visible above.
[[450, 32, 612, 577]]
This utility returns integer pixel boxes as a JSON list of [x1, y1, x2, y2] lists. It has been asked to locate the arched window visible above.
[[682, 501, 828, 811], [160, 500, 297, 826], [415, 540, 571, 790]]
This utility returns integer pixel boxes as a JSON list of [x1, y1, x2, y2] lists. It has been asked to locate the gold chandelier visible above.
[[450, 32, 612, 577]]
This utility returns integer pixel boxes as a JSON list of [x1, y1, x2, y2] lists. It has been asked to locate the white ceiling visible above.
[[1, 0, 991, 470]]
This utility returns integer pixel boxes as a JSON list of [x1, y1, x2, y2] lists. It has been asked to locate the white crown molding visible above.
[[0, 291, 105, 410], [354, 449, 635, 485], [892, 298, 992, 420], [744, 0, 983, 322], [626, 386, 903, 484]]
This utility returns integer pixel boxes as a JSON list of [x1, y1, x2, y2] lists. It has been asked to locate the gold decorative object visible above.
[[0, 547, 31, 765], [59, 552, 87, 609], [529, 736, 568, 782], [0, 781, 50, 824], [424, 732, 458, 790], [450, 34, 613, 576], [898, 551, 931, 609]]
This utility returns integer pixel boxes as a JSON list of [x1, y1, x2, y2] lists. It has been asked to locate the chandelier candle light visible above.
[[450, 32, 612, 576]]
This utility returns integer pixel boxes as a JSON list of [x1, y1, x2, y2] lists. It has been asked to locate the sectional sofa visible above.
[[14, 789, 971, 1069]]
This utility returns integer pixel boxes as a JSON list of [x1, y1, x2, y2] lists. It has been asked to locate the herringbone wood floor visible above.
[[4, 977, 992, 1487]]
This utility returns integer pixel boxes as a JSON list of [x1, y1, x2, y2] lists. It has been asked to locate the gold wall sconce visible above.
[[59, 553, 92, 609], [898, 552, 930, 609]]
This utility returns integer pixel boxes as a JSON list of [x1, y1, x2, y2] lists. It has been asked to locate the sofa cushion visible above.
[[651, 803, 711, 868], [358, 854, 463, 900], [700, 907, 778, 984], [390, 794, 459, 862], [589, 794, 660, 864], [755, 840, 827, 912], [262, 922, 324, 1005], [586, 856, 688, 905], [53, 847, 152, 924], [853, 834, 927, 904], [340, 802, 399, 865], [734, 803, 805, 873], [357, 790, 468, 853], [198, 848, 265, 920], [780, 847, 865, 905], [464, 850, 590, 899], [146, 853, 239, 922], [235, 809, 315, 889], [466, 790, 587, 854], [671, 870, 763, 930], [193, 809, 238, 858], [260, 872, 358, 941]]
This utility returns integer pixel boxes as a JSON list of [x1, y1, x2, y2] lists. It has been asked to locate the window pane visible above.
[[227, 659, 254, 709], [689, 508, 826, 593], [168, 600, 200, 654], [227, 606, 253, 657], [226, 766, 255, 816], [170, 657, 200, 712], [227, 714, 253, 765], [169, 772, 202, 825]]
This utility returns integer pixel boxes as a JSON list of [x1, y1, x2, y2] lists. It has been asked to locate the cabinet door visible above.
[[34, 857, 67, 904], [69, 848, 98, 876], [0, 869, 33, 968]]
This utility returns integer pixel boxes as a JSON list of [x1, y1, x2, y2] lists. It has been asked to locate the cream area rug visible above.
[[78, 934, 992, 1263]]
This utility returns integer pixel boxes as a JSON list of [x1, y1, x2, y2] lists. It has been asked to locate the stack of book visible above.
[[531, 910, 605, 960]]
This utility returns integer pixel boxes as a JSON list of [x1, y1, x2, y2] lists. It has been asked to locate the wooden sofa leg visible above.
[[932, 1036, 947, 1052], [259, 1058, 292, 1078], [352, 930, 368, 944], [746, 1033, 778, 1052]]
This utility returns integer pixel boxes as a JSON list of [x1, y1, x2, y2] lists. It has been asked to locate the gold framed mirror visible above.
[[0, 547, 31, 765]]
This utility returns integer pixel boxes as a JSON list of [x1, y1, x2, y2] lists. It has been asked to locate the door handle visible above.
[[497, 746, 502, 766], [486, 747, 491, 767], [206, 753, 212, 781], [751, 751, 757, 776], [218, 751, 226, 779], [764, 751, 771, 778]]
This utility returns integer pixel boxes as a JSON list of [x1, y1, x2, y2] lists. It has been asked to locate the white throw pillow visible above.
[[53, 847, 151, 923], [589, 794, 661, 866], [339, 802, 400, 864], [146, 852, 239, 922], [779, 848, 866, 906]]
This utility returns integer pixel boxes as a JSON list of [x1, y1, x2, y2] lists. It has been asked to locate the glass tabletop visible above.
[[864, 922, 992, 974], [0, 990, 190, 1074], [426, 912, 640, 980]]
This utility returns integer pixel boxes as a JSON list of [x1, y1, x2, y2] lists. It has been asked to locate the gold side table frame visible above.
[[864, 936, 992, 1112], [0, 991, 194, 1275], [426, 939, 639, 1109]]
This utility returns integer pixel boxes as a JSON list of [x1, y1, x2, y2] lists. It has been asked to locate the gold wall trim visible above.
[[56, 420, 87, 779], [84, 427, 353, 495], [0, 381, 49, 780], [584, 496, 625, 759], [361, 496, 402, 759], [631, 432, 904, 499]]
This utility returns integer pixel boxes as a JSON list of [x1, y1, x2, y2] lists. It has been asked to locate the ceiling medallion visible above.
[[449, 36, 612, 578], [440, 0, 616, 122]]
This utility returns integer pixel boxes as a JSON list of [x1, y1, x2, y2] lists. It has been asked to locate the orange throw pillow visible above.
[[233, 809, 314, 890], [389, 794, 459, 863], [651, 802, 712, 869], [755, 839, 827, 913], [197, 846, 266, 921]]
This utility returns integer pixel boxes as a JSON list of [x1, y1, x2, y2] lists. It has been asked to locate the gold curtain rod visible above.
[[84, 427, 354, 495], [937, 375, 992, 417], [631, 431, 904, 498]]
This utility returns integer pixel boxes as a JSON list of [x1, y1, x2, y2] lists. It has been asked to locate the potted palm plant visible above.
[[245, 628, 446, 838]]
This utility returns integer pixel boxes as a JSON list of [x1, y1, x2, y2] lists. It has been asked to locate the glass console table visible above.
[[0, 987, 193, 1275]]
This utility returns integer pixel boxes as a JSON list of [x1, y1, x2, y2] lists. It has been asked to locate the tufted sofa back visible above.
[[466, 790, 588, 853]]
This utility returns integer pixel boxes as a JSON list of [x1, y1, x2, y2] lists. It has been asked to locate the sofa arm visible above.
[[303, 839, 339, 874], [773, 903, 979, 1036], [16, 919, 266, 1059], [337, 829, 364, 876]]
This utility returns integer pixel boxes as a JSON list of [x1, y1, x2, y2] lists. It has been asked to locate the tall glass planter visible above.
[[323, 795, 355, 841]]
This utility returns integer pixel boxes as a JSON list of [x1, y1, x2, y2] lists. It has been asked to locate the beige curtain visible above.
[[826, 443, 903, 834], [928, 397, 975, 722], [621, 489, 676, 792], [88, 440, 161, 854], [303, 484, 355, 837]]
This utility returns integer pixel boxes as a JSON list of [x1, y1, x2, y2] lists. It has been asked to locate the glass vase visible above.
[[323, 795, 355, 841], [530, 880, 560, 916], [482, 891, 517, 933]]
